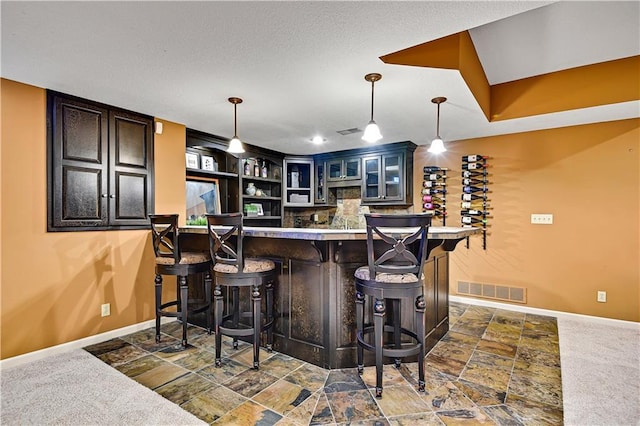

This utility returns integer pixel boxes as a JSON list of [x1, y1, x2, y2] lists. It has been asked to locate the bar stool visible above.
[[149, 214, 212, 347], [206, 213, 275, 370], [354, 213, 431, 398]]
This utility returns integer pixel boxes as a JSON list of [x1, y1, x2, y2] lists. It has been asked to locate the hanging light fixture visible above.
[[226, 97, 245, 153], [362, 73, 383, 143], [428, 97, 447, 154]]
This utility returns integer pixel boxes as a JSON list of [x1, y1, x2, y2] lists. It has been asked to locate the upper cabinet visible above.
[[48, 91, 154, 231], [326, 157, 361, 186], [283, 157, 314, 207], [361, 152, 404, 203], [315, 141, 416, 206]]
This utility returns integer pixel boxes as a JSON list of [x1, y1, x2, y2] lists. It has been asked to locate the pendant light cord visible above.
[[436, 102, 440, 138], [370, 80, 375, 121]]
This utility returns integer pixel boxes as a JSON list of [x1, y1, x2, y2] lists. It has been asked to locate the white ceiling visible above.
[[2, 1, 639, 155]]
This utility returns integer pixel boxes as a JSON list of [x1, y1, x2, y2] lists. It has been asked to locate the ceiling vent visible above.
[[336, 127, 362, 136]]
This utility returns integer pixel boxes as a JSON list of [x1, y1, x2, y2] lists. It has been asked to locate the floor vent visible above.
[[457, 281, 527, 304]]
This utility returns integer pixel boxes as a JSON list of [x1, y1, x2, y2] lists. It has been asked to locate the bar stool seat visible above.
[[206, 213, 276, 370], [354, 213, 431, 398], [150, 214, 212, 347]]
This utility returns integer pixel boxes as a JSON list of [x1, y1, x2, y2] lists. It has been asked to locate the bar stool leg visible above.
[[265, 279, 274, 352], [393, 298, 402, 368], [179, 276, 189, 347], [416, 295, 426, 392], [374, 298, 385, 398], [252, 284, 261, 370], [214, 283, 223, 367], [154, 274, 163, 343], [355, 290, 365, 375], [232, 286, 240, 349], [204, 271, 212, 335]]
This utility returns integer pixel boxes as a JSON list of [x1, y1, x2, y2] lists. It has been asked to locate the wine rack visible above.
[[422, 166, 447, 225], [460, 155, 490, 249]]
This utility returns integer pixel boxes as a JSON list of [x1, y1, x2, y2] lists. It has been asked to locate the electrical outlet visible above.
[[531, 214, 553, 224], [101, 303, 111, 317], [597, 291, 607, 303]]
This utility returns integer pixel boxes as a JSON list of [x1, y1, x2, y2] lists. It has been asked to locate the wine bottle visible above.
[[462, 162, 487, 170], [462, 178, 487, 186], [421, 188, 446, 195], [425, 173, 445, 181], [423, 166, 448, 173], [254, 160, 260, 177], [422, 194, 445, 203], [423, 202, 444, 210], [462, 170, 487, 178], [461, 193, 486, 201], [461, 209, 490, 216], [461, 201, 492, 209], [431, 210, 447, 217], [462, 155, 488, 162], [423, 180, 445, 188], [461, 216, 487, 225], [243, 159, 251, 176], [261, 160, 268, 178], [463, 185, 491, 194]]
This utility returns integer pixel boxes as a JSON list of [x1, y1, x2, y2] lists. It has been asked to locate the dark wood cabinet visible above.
[[48, 92, 154, 231]]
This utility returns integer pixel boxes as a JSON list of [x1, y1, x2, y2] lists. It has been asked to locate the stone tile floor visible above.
[[85, 302, 563, 425]]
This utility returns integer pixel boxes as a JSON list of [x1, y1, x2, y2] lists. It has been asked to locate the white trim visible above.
[[0, 318, 173, 370], [450, 295, 640, 329]]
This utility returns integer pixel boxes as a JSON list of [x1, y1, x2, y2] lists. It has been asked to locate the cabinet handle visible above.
[[109, 194, 115, 198], [101, 194, 108, 198]]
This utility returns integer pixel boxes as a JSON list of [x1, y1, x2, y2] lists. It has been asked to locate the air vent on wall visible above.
[[457, 281, 526, 304], [336, 127, 362, 136]]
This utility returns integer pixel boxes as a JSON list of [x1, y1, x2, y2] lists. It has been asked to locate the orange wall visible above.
[[2, 79, 638, 359], [0, 79, 187, 359], [413, 119, 640, 321]]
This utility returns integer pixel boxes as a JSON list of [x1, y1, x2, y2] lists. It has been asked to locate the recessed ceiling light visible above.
[[311, 136, 326, 144]]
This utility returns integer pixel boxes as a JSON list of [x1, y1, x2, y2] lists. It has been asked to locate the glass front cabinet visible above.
[[314, 161, 327, 204], [326, 157, 361, 184], [362, 153, 404, 203]]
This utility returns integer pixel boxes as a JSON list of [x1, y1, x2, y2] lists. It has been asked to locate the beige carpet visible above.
[[0, 348, 205, 425]]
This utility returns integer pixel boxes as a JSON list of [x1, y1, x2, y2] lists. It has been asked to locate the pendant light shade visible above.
[[362, 73, 382, 143], [226, 97, 245, 153], [428, 97, 447, 154]]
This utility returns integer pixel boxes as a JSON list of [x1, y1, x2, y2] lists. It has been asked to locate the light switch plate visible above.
[[531, 214, 553, 224]]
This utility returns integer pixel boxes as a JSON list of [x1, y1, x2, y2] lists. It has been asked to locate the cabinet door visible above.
[[362, 156, 381, 201], [327, 160, 343, 181], [344, 157, 361, 180], [382, 153, 403, 202], [314, 161, 327, 204], [51, 96, 109, 229], [109, 110, 153, 226]]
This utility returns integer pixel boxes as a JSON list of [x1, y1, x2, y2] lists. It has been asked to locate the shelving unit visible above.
[[422, 166, 447, 224], [460, 154, 490, 250], [240, 156, 283, 227], [283, 157, 313, 207]]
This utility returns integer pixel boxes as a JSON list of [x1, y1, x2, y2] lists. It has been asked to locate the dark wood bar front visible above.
[[181, 226, 478, 369]]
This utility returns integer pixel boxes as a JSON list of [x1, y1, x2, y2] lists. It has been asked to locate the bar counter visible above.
[[181, 225, 479, 369]]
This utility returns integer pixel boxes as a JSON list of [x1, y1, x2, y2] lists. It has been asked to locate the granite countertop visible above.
[[181, 225, 480, 241]]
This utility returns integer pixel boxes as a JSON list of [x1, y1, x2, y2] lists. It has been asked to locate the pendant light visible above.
[[362, 73, 383, 143], [226, 97, 245, 153], [428, 97, 447, 154]]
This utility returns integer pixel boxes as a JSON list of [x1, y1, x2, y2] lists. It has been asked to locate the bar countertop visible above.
[[180, 225, 480, 241]]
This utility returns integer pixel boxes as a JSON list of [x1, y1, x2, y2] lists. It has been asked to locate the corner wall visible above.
[[413, 119, 640, 321], [0, 79, 187, 359]]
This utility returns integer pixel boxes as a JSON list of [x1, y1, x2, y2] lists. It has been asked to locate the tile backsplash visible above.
[[283, 187, 412, 229]]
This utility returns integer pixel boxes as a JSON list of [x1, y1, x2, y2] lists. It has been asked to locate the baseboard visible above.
[[0, 318, 174, 370], [451, 295, 640, 329]]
